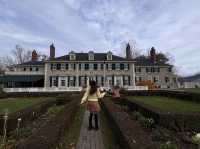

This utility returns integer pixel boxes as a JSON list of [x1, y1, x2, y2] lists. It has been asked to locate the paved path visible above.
[[76, 111, 105, 149]]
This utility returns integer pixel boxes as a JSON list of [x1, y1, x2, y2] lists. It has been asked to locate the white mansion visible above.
[[0, 44, 178, 92]]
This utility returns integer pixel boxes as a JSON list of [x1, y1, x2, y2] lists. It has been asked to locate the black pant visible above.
[[89, 112, 99, 129]]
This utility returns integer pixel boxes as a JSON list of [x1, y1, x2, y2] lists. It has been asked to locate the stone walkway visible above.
[[76, 111, 105, 149]]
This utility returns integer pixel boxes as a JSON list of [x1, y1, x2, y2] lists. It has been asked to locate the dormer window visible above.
[[88, 51, 94, 60], [69, 51, 76, 60], [107, 51, 112, 60]]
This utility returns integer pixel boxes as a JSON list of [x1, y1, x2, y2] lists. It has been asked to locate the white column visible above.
[[44, 63, 48, 88], [76, 64, 79, 87], [58, 76, 61, 88], [103, 63, 106, 87], [132, 63, 136, 86], [114, 76, 116, 86]]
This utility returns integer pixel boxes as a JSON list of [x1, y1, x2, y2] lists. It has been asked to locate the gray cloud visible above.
[[0, 0, 200, 76]]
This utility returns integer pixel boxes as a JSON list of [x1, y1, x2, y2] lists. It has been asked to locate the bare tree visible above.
[[12, 45, 32, 64]]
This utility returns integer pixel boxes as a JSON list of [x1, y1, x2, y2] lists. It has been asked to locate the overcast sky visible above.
[[0, 0, 200, 76]]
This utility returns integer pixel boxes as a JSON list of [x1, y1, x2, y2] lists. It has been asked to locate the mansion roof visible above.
[[17, 52, 171, 67], [51, 53, 128, 61]]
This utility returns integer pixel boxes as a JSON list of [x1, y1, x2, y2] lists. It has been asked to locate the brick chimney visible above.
[[50, 43, 55, 59], [32, 50, 38, 61], [150, 47, 156, 63], [126, 43, 132, 59]]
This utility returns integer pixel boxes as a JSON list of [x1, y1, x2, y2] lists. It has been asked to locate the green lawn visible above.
[[176, 88, 200, 94], [0, 97, 47, 114], [127, 96, 200, 113]]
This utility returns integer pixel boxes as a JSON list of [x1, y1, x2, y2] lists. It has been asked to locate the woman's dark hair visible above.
[[89, 80, 97, 95]]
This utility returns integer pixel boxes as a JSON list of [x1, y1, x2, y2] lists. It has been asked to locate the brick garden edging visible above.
[[115, 97, 200, 132], [101, 98, 157, 149], [15, 95, 80, 149]]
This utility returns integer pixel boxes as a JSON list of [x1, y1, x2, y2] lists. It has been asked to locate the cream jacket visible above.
[[81, 87, 106, 104]]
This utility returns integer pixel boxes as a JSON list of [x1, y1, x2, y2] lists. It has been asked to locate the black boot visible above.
[[94, 113, 99, 130], [88, 113, 93, 130]]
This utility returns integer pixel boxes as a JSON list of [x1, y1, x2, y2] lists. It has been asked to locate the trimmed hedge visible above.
[[114, 97, 200, 132], [15, 95, 80, 149], [0, 92, 71, 99], [102, 98, 157, 149], [122, 90, 200, 103]]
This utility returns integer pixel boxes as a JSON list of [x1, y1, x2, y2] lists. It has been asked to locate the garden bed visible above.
[[15, 96, 80, 149], [101, 98, 157, 149], [0, 97, 57, 134], [111, 97, 199, 148], [123, 96, 200, 132]]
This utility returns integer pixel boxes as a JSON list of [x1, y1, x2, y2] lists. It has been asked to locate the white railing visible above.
[[3, 85, 148, 93], [3, 87, 83, 93], [123, 86, 148, 90]]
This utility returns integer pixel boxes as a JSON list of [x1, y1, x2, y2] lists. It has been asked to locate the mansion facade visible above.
[[0, 44, 178, 91]]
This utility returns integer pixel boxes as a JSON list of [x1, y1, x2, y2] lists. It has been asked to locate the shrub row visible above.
[[0, 97, 57, 134], [121, 90, 200, 103], [0, 91, 81, 99], [101, 98, 157, 149], [15, 95, 80, 149], [114, 98, 200, 132]]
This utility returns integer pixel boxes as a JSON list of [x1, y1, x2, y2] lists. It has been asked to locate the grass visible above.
[[127, 96, 200, 113], [57, 106, 85, 149], [0, 97, 47, 114], [100, 107, 122, 149], [176, 88, 200, 94]]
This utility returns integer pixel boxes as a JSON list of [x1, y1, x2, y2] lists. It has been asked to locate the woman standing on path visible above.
[[81, 80, 106, 130]]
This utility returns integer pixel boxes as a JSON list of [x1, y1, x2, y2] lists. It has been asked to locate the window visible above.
[[135, 76, 141, 83], [112, 64, 115, 70], [69, 54, 76, 60], [56, 63, 61, 70], [51, 63, 56, 70], [124, 76, 130, 86], [168, 67, 172, 72], [124, 63, 129, 70], [101, 64, 104, 70], [146, 67, 151, 73], [69, 76, 75, 86], [61, 79, 66, 86], [89, 63, 93, 70], [61, 64, 65, 70], [173, 78, 177, 83], [107, 51, 112, 60], [35, 67, 39, 71], [88, 51, 94, 60], [120, 63, 124, 70], [23, 68, 26, 71], [85, 63, 89, 70], [94, 63, 98, 70], [65, 64, 68, 70], [30, 67, 32, 71], [116, 63, 120, 70], [107, 63, 112, 70], [70, 63, 76, 70], [135, 67, 141, 73], [52, 76, 58, 87], [153, 76, 159, 83], [165, 77, 170, 83]]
